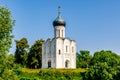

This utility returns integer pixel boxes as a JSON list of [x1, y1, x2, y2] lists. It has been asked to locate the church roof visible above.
[[53, 6, 66, 27], [53, 16, 66, 26]]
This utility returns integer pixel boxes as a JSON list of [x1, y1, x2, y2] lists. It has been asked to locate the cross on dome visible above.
[[53, 6, 66, 27], [58, 6, 61, 17]]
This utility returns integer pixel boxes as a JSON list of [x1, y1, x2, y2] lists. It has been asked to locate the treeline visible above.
[[77, 50, 120, 80], [15, 49, 120, 80], [14, 38, 44, 69]]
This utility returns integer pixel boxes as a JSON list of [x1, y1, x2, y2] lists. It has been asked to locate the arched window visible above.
[[62, 30, 63, 37], [59, 30, 60, 37], [58, 49, 61, 55], [65, 60, 69, 68], [66, 46, 68, 52], [72, 47, 74, 53], [48, 60, 51, 68]]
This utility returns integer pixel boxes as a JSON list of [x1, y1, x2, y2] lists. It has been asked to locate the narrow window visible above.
[[59, 30, 60, 37], [58, 49, 61, 55], [72, 47, 74, 53], [56, 30, 58, 37], [66, 46, 68, 52], [62, 30, 63, 37]]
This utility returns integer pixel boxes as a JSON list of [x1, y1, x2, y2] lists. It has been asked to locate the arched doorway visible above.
[[48, 60, 51, 68], [65, 60, 70, 68]]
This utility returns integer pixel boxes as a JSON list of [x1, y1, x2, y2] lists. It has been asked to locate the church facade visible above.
[[42, 7, 76, 68]]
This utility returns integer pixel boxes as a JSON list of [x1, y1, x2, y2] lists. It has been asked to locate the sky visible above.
[[0, 0, 120, 55]]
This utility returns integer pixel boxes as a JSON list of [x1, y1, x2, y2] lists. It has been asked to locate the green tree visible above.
[[0, 6, 17, 79], [90, 50, 120, 67], [1, 54, 19, 79], [0, 7, 14, 56], [27, 39, 44, 68], [5, 54, 15, 69], [76, 50, 92, 68], [85, 50, 120, 80], [85, 62, 114, 80], [15, 38, 29, 67]]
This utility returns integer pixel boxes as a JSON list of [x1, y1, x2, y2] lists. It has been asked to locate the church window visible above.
[[62, 30, 63, 37], [66, 46, 68, 52], [59, 30, 60, 37], [58, 49, 61, 55], [48, 60, 51, 68], [72, 47, 74, 53]]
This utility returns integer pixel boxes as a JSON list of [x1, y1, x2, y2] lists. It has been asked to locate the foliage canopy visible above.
[[0, 6, 17, 79]]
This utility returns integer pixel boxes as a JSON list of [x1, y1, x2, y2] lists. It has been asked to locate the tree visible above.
[[0, 6, 17, 79], [27, 39, 44, 68], [14, 38, 29, 66], [85, 62, 114, 80], [90, 50, 120, 67], [0, 6, 14, 57], [76, 50, 92, 68], [85, 50, 120, 80]]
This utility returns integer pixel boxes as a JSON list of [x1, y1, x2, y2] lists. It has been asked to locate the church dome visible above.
[[53, 6, 66, 27], [53, 16, 66, 27]]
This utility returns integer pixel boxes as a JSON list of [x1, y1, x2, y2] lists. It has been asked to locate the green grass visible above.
[[19, 68, 86, 80], [22, 68, 87, 73]]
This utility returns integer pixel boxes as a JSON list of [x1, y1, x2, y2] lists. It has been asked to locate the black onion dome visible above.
[[53, 16, 66, 27]]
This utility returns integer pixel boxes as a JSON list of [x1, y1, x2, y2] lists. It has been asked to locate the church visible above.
[[42, 6, 76, 68]]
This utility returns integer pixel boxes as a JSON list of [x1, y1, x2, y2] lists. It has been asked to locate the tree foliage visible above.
[[85, 50, 120, 80], [15, 38, 29, 66], [27, 39, 44, 69], [0, 6, 17, 79], [90, 50, 120, 67], [76, 50, 92, 68], [0, 6, 14, 56], [85, 62, 114, 80]]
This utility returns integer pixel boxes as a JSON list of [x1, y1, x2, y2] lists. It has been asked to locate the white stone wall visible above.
[[42, 38, 57, 68], [56, 38, 76, 68], [42, 37, 76, 69]]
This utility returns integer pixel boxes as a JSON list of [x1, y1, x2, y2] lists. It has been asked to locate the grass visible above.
[[20, 68, 86, 79], [22, 68, 87, 73]]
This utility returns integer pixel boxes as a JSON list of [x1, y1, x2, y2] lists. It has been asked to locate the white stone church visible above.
[[42, 6, 76, 68]]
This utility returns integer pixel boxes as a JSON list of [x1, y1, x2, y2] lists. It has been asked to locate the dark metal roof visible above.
[[53, 16, 66, 27], [53, 6, 66, 27]]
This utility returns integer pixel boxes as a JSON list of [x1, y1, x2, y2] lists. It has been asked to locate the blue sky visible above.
[[1, 0, 120, 55]]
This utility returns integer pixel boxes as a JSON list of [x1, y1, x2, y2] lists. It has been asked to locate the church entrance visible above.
[[48, 60, 51, 68], [65, 60, 70, 68]]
